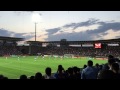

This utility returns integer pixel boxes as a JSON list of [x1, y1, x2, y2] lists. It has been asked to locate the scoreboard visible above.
[[94, 43, 101, 48]]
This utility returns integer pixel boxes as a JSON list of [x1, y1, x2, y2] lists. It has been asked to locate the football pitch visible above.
[[0, 56, 107, 79]]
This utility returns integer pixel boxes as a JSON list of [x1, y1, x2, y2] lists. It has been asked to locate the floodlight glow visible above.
[[32, 13, 41, 23]]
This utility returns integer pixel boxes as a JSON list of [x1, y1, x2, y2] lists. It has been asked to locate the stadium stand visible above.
[[0, 37, 120, 79]]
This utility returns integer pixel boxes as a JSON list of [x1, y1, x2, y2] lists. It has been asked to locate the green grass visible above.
[[0, 56, 107, 79]]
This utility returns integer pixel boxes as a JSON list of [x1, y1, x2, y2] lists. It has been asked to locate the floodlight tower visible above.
[[35, 22, 38, 41], [32, 13, 42, 41]]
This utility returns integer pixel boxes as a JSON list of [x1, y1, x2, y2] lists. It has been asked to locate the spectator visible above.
[[67, 67, 74, 79], [83, 64, 87, 69], [44, 67, 55, 79], [73, 66, 81, 79], [111, 63, 120, 79], [29, 76, 35, 79], [103, 55, 115, 70], [0, 75, 4, 79], [20, 75, 27, 79], [54, 65, 66, 79], [95, 63, 100, 73], [97, 70, 115, 79], [34, 72, 43, 79], [81, 60, 97, 79], [108, 58, 116, 70]]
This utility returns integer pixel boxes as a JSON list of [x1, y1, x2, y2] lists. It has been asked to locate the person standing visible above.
[[81, 60, 98, 79]]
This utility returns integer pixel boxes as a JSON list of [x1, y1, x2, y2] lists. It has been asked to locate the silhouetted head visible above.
[[58, 65, 64, 72], [108, 55, 114, 60], [95, 63, 99, 67], [87, 60, 93, 67], [3, 77, 8, 79], [83, 64, 87, 69], [68, 67, 73, 75], [34, 72, 42, 79], [20, 75, 27, 79], [0, 75, 4, 79], [29, 76, 35, 79], [45, 67, 51, 76], [108, 58, 116, 67], [73, 66, 78, 74]]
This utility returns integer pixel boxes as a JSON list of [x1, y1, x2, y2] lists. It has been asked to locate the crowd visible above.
[[0, 46, 22, 56], [1, 43, 120, 57], [38, 46, 120, 57], [0, 55, 120, 79]]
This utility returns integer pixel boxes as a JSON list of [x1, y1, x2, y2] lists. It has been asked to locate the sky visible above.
[[0, 11, 120, 43]]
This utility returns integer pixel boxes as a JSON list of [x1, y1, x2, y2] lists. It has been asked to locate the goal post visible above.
[[64, 54, 74, 58]]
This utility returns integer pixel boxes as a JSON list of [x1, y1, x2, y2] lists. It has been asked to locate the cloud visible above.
[[26, 31, 48, 41], [101, 32, 108, 36], [98, 29, 120, 40], [1, 18, 120, 42], [0, 28, 15, 36], [87, 21, 120, 34], [100, 22, 120, 31], [45, 31, 94, 41], [63, 18, 100, 30], [13, 33, 34, 40], [0, 28, 34, 41], [116, 36, 120, 38], [45, 19, 120, 41], [46, 28, 61, 35]]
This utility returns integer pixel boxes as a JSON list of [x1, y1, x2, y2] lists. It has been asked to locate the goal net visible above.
[[64, 54, 74, 58]]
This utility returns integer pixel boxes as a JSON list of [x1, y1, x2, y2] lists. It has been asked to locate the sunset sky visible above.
[[0, 11, 120, 42]]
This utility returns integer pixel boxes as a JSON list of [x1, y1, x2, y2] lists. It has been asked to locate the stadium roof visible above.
[[0, 36, 24, 41], [26, 41, 42, 44], [26, 38, 120, 44]]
